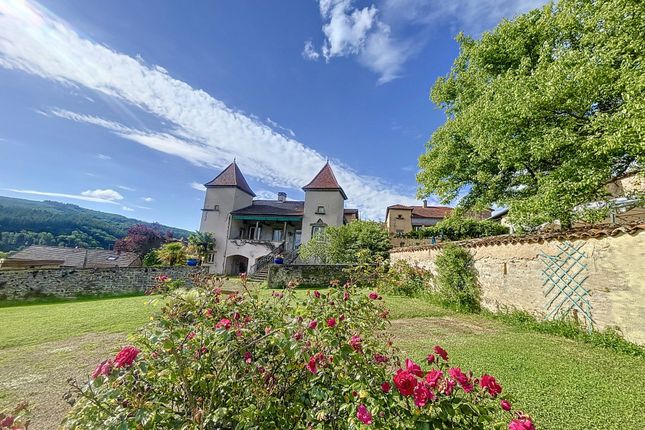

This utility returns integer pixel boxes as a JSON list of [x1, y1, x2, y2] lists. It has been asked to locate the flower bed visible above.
[[62, 277, 534, 429]]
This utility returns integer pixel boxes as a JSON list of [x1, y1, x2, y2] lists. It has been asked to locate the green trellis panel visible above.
[[539, 241, 593, 332]]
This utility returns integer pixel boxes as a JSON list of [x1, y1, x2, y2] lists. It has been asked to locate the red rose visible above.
[[448, 367, 473, 393], [0, 416, 14, 428], [216, 318, 231, 330], [186, 331, 196, 341], [426, 354, 435, 364], [443, 378, 456, 396], [425, 369, 443, 388], [393, 369, 417, 396], [343, 291, 350, 301], [374, 353, 389, 363], [501, 399, 512, 411], [91, 359, 113, 379], [313, 290, 321, 298], [306, 355, 318, 374], [356, 404, 373, 425], [114, 346, 140, 368], [480, 374, 502, 397], [508, 417, 535, 430], [405, 358, 424, 377], [308, 320, 318, 329], [368, 292, 380, 300], [434, 345, 448, 361], [244, 351, 252, 364], [293, 331, 303, 341], [381, 381, 391, 393], [326, 317, 337, 328]]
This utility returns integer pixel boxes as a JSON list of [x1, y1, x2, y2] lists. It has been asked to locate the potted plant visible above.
[[274, 254, 284, 264]]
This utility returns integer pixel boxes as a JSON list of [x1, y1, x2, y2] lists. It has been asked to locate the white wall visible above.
[[301, 190, 345, 243]]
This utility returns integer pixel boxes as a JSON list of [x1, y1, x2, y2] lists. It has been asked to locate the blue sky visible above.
[[0, 0, 545, 230]]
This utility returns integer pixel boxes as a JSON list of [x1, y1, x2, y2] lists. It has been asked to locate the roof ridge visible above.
[[302, 162, 347, 199]]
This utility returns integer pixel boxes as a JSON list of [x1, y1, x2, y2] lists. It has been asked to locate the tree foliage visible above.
[[406, 216, 509, 240], [435, 245, 480, 312], [418, 0, 644, 227], [299, 221, 391, 264], [188, 231, 215, 262], [114, 224, 171, 256], [157, 242, 187, 266]]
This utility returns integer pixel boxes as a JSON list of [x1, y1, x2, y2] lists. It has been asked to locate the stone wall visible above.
[[0, 266, 208, 301], [268, 264, 350, 289], [390, 225, 645, 345]]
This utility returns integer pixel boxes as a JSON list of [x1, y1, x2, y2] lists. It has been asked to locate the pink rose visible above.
[[244, 351, 252, 364], [91, 359, 113, 379], [413, 384, 435, 407], [326, 317, 337, 328], [443, 378, 456, 396], [426, 354, 435, 364], [356, 404, 373, 425], [308, 320, 318, 329], [381, 381, 391, 393], [373, 353, 389, 363], [501, 399, 512, 411], [425, 369, 443, 388], [0, 416, 14, 428], [405, 358, 424, 377], [508, 417, 535, 430], [349, 335, 363, 353], [434, 345, 449, 361], [114, 346, 140, 368], [216, 318, 231, 330], [306, 355, 318, 374], [448, 367, 473, 393], [368, 291, 380, 300], [343, 291, 350, 301], [313, 290, 321, 298]]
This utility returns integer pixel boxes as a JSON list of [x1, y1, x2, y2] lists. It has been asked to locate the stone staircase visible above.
[[248, 265, 269, 283], [248, 247, 299, 284]]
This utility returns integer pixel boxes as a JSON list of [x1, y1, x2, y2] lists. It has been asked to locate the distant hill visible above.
[[0, 196, 191, 252]]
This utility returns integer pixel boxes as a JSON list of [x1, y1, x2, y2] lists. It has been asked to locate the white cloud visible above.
[[314, 0, 407, 83], [190, 182, 206, 192], [6, 188, 122, 204], [96, 153, 111, 160], [302, 40, 320, 60], [117, 185, 135, 191], [121, 205, 134, 211], [142, 196, 154, 202], [0, 1, 418, 219]]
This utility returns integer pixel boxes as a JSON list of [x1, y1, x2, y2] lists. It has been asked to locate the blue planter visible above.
[[274, 257, 284, 264], [187, 259, 198, 266]]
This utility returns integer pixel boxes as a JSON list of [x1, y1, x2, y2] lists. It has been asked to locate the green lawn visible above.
[[1, 291, 643, 429]]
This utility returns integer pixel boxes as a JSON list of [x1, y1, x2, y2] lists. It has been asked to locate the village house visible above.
[[385, 201, 491, 236], [0, 245, 140, 270], [199, 161, 358, 275]]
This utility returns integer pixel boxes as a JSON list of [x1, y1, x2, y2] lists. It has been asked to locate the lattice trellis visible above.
[[539, 241, 593, 331]]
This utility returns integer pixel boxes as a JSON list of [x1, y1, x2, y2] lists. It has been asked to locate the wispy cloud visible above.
[[121, 205, 134, 211], [305, 0, 547, 84], [6, 188, 124, 204], [0, 0, 418, 219], [190, 182, 206, 192], [96, 153, 111, 160], [142, 196, 154, 202], [117, 185, 136, 191]]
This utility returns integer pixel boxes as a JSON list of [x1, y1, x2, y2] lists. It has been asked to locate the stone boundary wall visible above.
[[0, 266, 208, 301], [390, 226, 645, 345], [268, 264, 351, 289]]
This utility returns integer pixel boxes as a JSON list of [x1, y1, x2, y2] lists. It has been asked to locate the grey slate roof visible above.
[[231, 200, 305, 217], [9, 246, 141, 268]]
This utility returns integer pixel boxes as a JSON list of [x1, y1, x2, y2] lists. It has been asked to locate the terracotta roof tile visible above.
[[386, 205, 453, 219], [204, 162, 256, 197], [390, 223, 645, 253], [303, 162, 347, 199]]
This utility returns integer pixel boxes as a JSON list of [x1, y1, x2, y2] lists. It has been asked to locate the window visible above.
[[395, 229, 404, 237], [396, 214, 404, 219], [207, 253, 215, 263], [413, 225, 423, 231], [272, 229, 283, 241], [214, 204, 220, 211], [316, 205, 326, 214], [311, 225, 326, 237]]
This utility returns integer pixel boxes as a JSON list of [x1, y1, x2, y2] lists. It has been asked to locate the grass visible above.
[[1, 290, 643, 429]]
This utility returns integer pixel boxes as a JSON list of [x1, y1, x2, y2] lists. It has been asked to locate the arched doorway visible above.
[[225, 255, 249, 275]]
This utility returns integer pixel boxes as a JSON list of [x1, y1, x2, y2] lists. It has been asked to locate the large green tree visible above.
[[418, 0, 644, 227]]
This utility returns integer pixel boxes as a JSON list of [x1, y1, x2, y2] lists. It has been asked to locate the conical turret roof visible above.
[[302, 162, 347, 200], [204, 161, 256, 197]]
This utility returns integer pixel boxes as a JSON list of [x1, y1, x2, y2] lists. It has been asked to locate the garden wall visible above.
[[267, 264, 350, 289], [0, 266, 208, 301], [390, 224, 645, 345]]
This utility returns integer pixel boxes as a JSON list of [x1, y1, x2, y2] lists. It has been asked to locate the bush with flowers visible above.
[[63, 276, 533, 429], [0, 402, 30, 429]]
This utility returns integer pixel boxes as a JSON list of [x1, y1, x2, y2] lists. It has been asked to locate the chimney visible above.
[[423, 199, 428, 208], [277, 192, 287, 203]]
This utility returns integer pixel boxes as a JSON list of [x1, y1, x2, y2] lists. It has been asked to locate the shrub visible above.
[[0, 402, 30, 429], [380, 260, 434, 297], [63, 277, 530, 429], [435, 245, 480, 312], [407, 217, 509, 241], [142, 250, 161, 267], [157, 242, 187, 266]]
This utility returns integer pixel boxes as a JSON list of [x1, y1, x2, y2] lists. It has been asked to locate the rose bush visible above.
[[63, 277, 532, 429]]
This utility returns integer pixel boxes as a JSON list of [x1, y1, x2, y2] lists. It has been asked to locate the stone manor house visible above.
[[199, 161, 358, 275]]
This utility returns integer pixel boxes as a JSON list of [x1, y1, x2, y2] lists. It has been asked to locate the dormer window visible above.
[[316, 206, 326, 214]]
